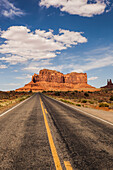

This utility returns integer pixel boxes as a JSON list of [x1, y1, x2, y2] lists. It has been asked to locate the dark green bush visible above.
[[110, 96, 113, 101], [82, 99, 87, 103], [42, 91, 46, 93], [84, 92, 89, 97], [74, 90, 78, 93], [55, 91, 61, 96], [89, 100, 94, 104], [76, 104, 81, 107], [99, 103, 109, 107]]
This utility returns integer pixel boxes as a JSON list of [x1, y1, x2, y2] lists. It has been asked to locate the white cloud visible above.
[[23, 52, 113, 74], [16, 74, 32, 79], [88, 77, 98, 80], [0, 83, 20, 86], [23, 59, 64, 73], [23, 65, 64, 73], [13, 70, 18, 72], [0, 55, 28, 65], [1, 0, 24, 18], [0, 26, 87, 65], [0, 64, 7, 69], [72, 55, 113, 72], [39, 0, 110, 17], [0, 0, 25, 18]]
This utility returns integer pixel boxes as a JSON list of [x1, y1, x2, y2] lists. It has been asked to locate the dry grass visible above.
[[42, 89, 113, 112], [0, 91, 32, 114]]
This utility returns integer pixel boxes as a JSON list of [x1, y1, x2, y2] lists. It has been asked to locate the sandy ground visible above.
[[72, 105, 113, 124], [0, 102, 19, 115]]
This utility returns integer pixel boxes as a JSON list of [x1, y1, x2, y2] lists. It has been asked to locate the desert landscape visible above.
[[0, 91, 32, 114], [1, 69, 112, 113], [0, 0, 113, 168], [42, 89, 113, 112], [16, 69, 96, 92]]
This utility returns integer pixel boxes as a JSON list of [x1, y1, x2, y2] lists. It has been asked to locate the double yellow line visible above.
[[40, 97, 73, 170]]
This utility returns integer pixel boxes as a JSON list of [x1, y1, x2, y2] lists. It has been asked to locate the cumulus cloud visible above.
[[0, 64, 7, 69], [88, 77, 98, 80], [0, 55, 28, 65], [0, 0, 25, 18], [39, 0, 110, 17], [0, 26, 87, 65]]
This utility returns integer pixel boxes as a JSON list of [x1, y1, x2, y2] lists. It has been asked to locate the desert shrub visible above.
[[84, 92, 89, 97], [74, 90, 78, 93], [78, 99, 81, 102], [98, 100, 104, 103], [99, 103, 109, 107], [82, 99, 87, 103], [55, 91, 61, 96], [76, 104, 81, 107], [89, 100, 94, 104], [42, 91, 46, 93], [19, 98, 25, 102], [110, 96, 113, 101], [88, 91, 93, 93], [60, 99, 75, 105]]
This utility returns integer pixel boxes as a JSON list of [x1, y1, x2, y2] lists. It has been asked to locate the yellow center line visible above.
[[64, 161, 73, 170], [40, 97, 62, 170], [45, 108, 48, 114]]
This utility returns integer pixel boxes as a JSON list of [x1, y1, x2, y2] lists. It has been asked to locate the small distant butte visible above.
[[101, 79, 113, 89], [15, 69, 97, 92]]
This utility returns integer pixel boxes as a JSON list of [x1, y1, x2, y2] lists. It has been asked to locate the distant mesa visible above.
[[15, 69, 96, 92], [101, 79, 113, 89]]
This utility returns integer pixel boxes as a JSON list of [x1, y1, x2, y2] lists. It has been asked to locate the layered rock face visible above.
[[32, 69, 64, 83], [16, 69, 96, 92], [32, 69, 87, 84], [64, 72, 87, 84]]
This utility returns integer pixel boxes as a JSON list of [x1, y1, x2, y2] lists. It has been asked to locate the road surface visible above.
[[0, 93, 113, 169]]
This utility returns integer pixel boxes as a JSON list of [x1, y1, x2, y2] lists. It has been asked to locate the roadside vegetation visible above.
[[42, 89, 113, 111], [0, 91, 32, 114]]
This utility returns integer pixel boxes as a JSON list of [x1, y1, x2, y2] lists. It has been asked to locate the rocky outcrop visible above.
[[32, 69, 87, 84], [32, 69, 64, 83], [16, 69, 96, 92], [101, 79, 113, 89], [64, 72, 87, 84]]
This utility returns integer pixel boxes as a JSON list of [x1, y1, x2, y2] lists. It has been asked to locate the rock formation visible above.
[[101, 79, 113, 89], [16, 69, 96, 92]]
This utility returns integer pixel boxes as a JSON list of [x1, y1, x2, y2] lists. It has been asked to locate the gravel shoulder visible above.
[[73, 105, 113, 124], [48, 95, 113, 125]]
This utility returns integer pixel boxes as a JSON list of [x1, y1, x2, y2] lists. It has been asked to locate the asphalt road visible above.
[[0, 93, 113, 169]]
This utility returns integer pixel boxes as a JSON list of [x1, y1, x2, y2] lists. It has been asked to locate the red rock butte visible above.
[[101, 79, 113, 89], [16, 69, 96, 92]]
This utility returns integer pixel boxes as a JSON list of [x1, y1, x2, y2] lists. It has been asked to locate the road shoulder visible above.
[[46, 95, 113, 125]]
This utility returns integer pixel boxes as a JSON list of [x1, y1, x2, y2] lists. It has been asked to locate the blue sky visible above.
[[0, 0, 113, 90]]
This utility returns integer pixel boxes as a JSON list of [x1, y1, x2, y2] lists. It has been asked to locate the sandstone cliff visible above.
[[32, 69, 87, 84], [16, 69, 96, 92]]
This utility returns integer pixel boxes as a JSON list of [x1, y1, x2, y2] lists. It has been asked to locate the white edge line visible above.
[[0, 95, 34, 118], [45, 95, 113, 127]]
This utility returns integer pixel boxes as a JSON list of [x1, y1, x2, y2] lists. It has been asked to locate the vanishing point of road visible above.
[[0, 93, 113, 169]]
